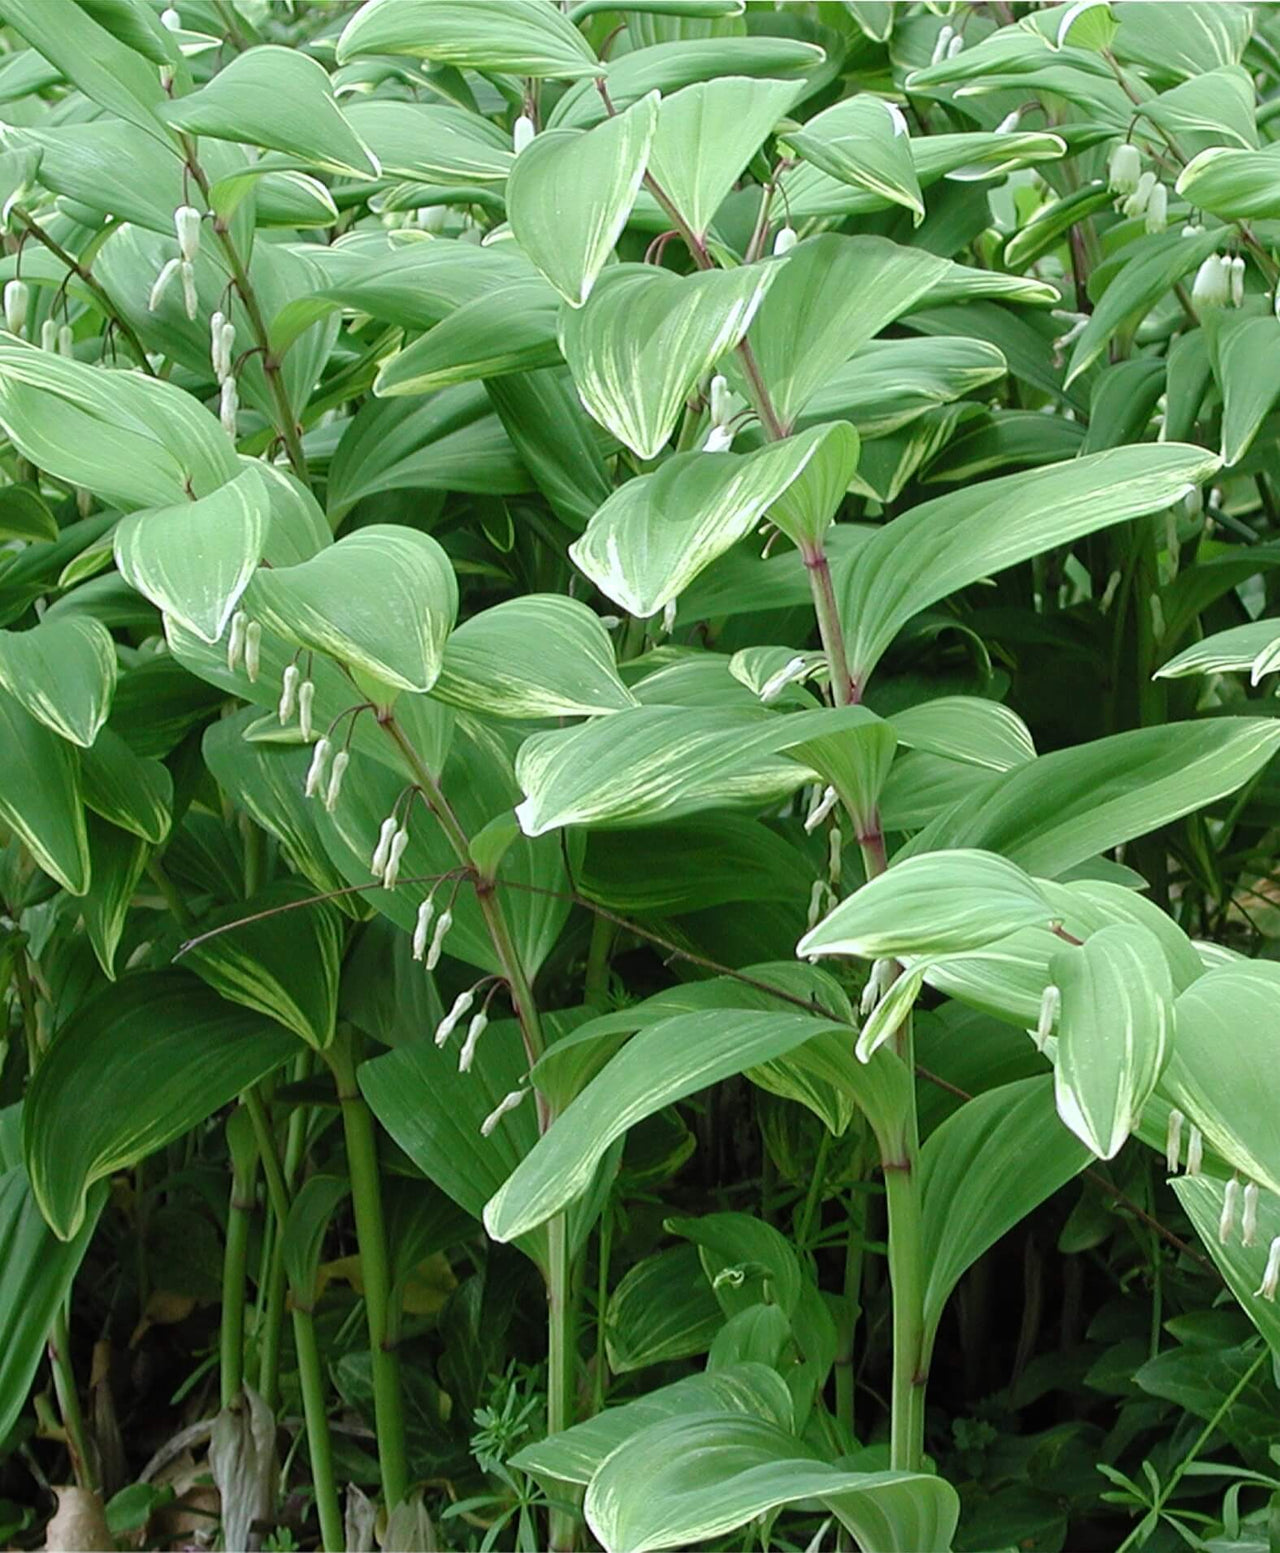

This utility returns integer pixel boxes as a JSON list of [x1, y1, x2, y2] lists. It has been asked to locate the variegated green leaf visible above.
[[1156, 618, 1280, 683], [1050, 923, 1173, 1160], [433, 595, 635, 718], [583, 1413, 958, 1553], [0, 614, 115, 748], [507, 93, 658, 306], [648, 76, 801, 239], [184, 882, 343, 1050], [245, 524, 458, 699], [781, 95, 923, 223], [114, 463, 270, 645], [514, 704, 881, 835], [336, 0, 600, 79], [0, 687, 89, 894], [798, 849, 1053, 962], [560, 262, 775, 460], [485, 1010, 846, 1243], [838, 443, 1222, 691], [569, 426, 855, 618]]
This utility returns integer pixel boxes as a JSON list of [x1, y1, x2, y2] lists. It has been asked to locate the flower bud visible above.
[[480, 1086, 524, 1135], [159, 63, 174, 89], [1144, 183, 1167, 234], [371, 815, 398, 877], [412, 897, 435, 960], [57, 323, 73, 357], [931, 23, 954, 64], [425, 908, 453, 971], [323, 749, 348, 813], [946, 31, 964, 57], [435, 988, 476, 1047], [512, 113, 535, 155], [220, 376, 238, 437], [860, 958, 892, 1018], [702, 423, 734, 454], [303, 736, 331, 798], [297, 678, 315, 742], [804, 784, 839, 833], [179, 259, 197, 320], [806, 876, 828, 930], [828, 825, 842, 888], [460, 1010, 491, 1071], [709, 373, 731, 427], [760, 655, 806, 704], [244, 620, 261, 681], [39, 317, 57, 352], [4, 279, 28, 337], [226, 610, 248, 672], [1243, 1182, 1260, 1246], [148, 256, 181, 313], [218, 320, 236, 377], [1255, 1235, 1280, 1302], [161, 6, 181, 29], [1121, 170, 1156, 219], [1107, 141, 1141, 196], [1191, 254, 1230, 311], [174, 204, 202, 263], [1229, 254, 1246, 307], [382, 826, 409, 889], [995, 110, 1021, 134], [277, 664, 299, 725], [661, 597, 678, 635], [1164, 1107, 1184, 1173], [1219, 1177, 1240, 1244], [772, 225, 798, 256], [1185, 1124, 1203, 1176]]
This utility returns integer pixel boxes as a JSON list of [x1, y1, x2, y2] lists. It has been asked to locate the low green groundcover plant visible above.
[[0, 0, 1279, 1549]]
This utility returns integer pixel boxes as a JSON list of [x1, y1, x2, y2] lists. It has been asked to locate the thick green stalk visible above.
[[882, 1056, 926, 1473], [220, 1146, 258, 1409], [327, 1033, 409, 1510], [834, 1188, 866, 1440], [292, 1307, 344, 1553], [802, 541, 859, 707], [244, 1087, 292, 1413], [48, 1305, 97, 1493]]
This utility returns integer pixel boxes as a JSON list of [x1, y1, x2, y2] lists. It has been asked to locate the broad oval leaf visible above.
[[584, 1413, 959, 1553], [919, 1076, 1090, 1355], [799, 850, 1053, 962], [0, 687, 89, 894], [337, 0, 600, 79], [432, 595, 635, 718], [0, 614, 115, 748], [743, 235, 948, 432], [838, 442, 1222, 690], [782, 95, 923, 223], [484, 1011, 847, 1243], [570, 426, 854, 618], [114, 463, 270, 645], [648, 76, 801, 239], [507, 93, 658, 307], [560, 262, 775, 461], [1156, 618, 1280, 683], [1161, 962, 1280, 1199], [0, 1107, 104, 1448], [183, 883, 343, 1050], [1050, 923, 1173, 1160], [160, 45, 377, 177], [511, 1363, 795, 1486], [23, 972, 299, 1239], [904, 717, 1280, 878], [514, 704, 880, 835], [245, 524, 458, 698]]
